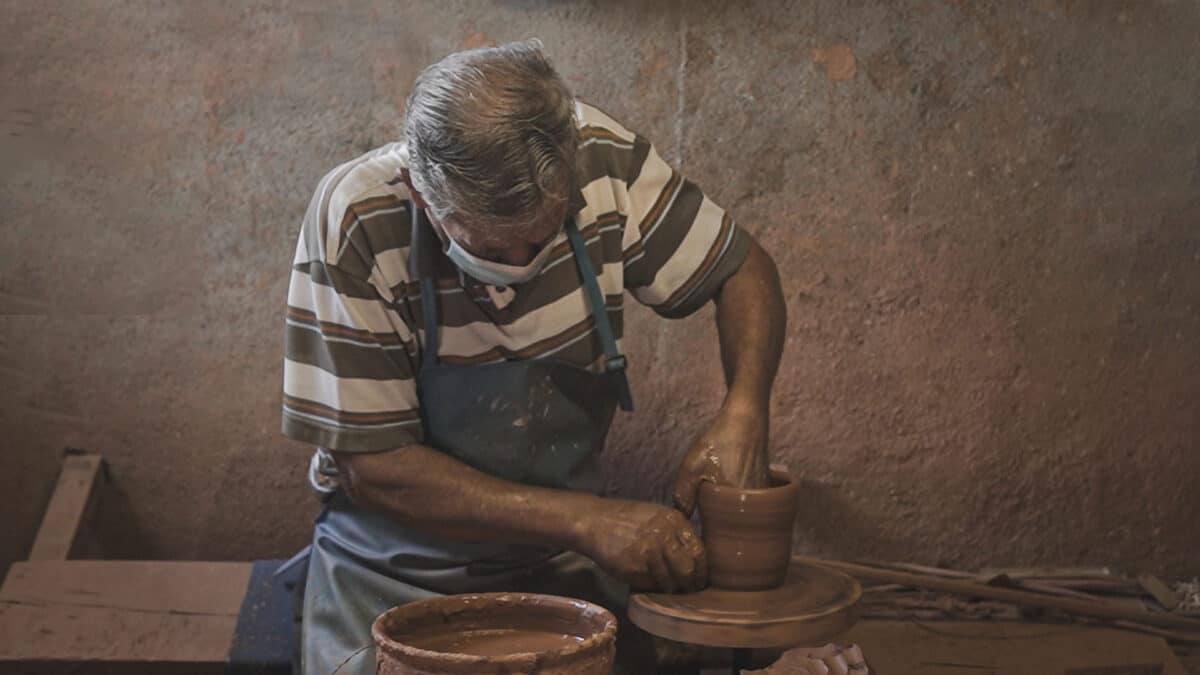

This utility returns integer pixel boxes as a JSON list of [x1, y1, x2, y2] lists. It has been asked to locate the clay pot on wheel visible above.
[[372, 592, 617, 675], [698, 466, 800, 591]]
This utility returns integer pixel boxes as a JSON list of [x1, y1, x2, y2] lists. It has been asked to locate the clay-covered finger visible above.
[[665, 513, 704, 591], [663, 536, 697, 592], [844, 645, 868, 672], [674, 529, 706, 591], [690, 532, 709, 589], [823, 653, 850, 675], [671, 468, 702, 517], [673, 449, 722, 516], [647, 548, 678, 593], [679, 525, 704, 557], [659, 533, 696, 593]]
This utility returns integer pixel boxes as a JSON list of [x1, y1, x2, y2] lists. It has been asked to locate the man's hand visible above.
[[672, 399, 769, 517], [576, 498, 708, 593], [747, 643, 870, 674]]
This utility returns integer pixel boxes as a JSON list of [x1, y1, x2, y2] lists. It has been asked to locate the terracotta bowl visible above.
[[698, 467, 800, 591], [372, 592, 617, 675]]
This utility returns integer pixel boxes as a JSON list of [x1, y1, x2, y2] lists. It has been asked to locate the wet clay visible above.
[[404, 629, 583, 657], [699, 466, 800, 590], [372, 592, 616, 675]]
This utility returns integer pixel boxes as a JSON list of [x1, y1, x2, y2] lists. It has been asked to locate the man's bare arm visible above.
[[674, 236, 787, 510], [335, 445, 593, 547], [334, 445, 709, 592], [715, 236, 788, 428]]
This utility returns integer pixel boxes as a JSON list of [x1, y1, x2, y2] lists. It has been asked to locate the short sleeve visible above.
[[620, 135, 751, 318], [282, 257, 423, 452]]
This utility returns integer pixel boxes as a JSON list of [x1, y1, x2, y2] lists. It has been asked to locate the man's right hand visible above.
[[575, 498, 707, 593]]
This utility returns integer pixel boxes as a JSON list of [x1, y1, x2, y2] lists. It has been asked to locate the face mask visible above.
[[443, 227, 560, 287]]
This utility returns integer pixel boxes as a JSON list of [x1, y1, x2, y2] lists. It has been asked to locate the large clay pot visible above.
[[699, 466, 800, 591], [372, 592, 617, 675]]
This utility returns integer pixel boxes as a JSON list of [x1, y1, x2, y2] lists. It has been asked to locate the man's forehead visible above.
[[462, 217, 561, 249], [457, 189, 583, 246]]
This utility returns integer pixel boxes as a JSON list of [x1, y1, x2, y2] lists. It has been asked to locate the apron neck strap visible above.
[[412, 204, 634, 411], [411, 200, 442, 369], [565, 218, 634, 411]]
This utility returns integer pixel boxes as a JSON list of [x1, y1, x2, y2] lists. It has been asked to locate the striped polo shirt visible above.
[[283, 101, 750, 464]]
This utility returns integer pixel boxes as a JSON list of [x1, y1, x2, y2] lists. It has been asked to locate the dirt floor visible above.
[[1, 1, 1198, 580]]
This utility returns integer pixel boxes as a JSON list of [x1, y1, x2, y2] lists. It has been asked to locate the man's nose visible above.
[[505, 242, 541, 266]]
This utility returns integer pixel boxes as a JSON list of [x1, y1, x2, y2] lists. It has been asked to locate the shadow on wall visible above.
[[91, 470, 154, 560], [791, 476, 905, 561], [497, 0, 680, 18]]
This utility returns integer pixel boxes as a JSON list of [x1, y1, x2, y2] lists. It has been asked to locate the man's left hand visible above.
[[672, 399, 769, 517], [746, 644, 870, 674]]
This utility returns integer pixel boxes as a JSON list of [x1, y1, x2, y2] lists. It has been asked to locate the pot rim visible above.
[[371, 592, 617, 671], [699, 466, 798, 498]]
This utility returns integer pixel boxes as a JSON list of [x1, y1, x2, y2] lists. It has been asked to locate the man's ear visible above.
[[399, 168, 429, 210]]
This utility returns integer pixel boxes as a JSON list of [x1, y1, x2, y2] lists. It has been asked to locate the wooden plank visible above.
[[841, 620, 1185, 675], [0, 601, 236, 666], [28, 453, 104, 561], [0, 561, 253, 670], [794, 556, 1200, 633], [0, 560, 253, 615]]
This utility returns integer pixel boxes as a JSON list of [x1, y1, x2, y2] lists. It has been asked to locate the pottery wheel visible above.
[[629, 559, 861, 649]]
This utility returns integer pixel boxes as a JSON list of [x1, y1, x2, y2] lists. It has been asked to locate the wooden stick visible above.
[[856, 559, 977, 579], [861, 583, 908, 593], [794, 555, 1200, 633], [979, 566, 1115, 579], [1044, 578, 1145, 595], [1018, 579, 1127, 603], [1138, 575, 1182, 611], [29, 453, 104, 561]]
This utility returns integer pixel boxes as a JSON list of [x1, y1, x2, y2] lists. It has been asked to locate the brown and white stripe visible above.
[[282, 101, 750, 453]]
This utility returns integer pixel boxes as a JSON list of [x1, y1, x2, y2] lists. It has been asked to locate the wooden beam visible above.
[[794, 555, 1200, 633], [28, 453, 105, 561]]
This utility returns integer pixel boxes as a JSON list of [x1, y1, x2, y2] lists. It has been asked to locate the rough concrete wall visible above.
[[2, 1, 1197, 578]]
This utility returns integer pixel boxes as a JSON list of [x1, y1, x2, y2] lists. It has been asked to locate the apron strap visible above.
[[565, 218, 634, 411], [412, 202, 632, 411], [411, 200, 441, 369]]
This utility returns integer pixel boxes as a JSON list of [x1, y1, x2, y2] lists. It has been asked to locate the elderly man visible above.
[[282, 40, 786, 674]]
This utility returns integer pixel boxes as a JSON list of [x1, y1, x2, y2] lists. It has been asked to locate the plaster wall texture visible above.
[[2, 1, 1197, 578]]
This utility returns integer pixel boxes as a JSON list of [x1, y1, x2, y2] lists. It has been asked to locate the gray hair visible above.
[[402, 39, 579, 237]]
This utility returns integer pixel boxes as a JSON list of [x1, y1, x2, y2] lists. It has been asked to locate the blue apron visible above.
[[300, 203, 642, 674]]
